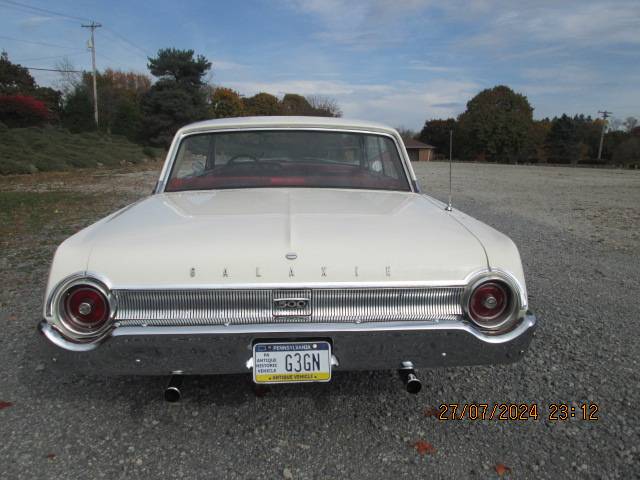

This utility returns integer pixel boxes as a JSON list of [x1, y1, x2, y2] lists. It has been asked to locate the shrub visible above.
[[0, 126, 160, 174], [142, 146, 156, 158], [613, 137, 640, 168], [0, 94, 50, 127]]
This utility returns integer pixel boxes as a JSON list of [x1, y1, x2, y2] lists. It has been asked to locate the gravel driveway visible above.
[[1, 162, 638, 479]]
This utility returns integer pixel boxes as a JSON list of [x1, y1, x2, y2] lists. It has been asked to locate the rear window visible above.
[[166, 130, 410, 192]]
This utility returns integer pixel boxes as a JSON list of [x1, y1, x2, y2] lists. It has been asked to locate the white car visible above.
[[39, 116, 536, 399]]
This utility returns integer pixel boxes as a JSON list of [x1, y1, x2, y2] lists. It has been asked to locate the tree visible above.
[[54, 58, 82, 98], [141, 48, 212, 146], [458, 85, 534, 163], [0, 51, 61, 120], [102, 69, 151, 95], [395, 127, 417, 142], [75, 69, 150, 135], [624, 116, 638, 133], [603, 129, 630, 162], [32, 86, 62, 122], [306, 95, 342, 117], [613, 137, 640, 167], [0, 94, 49, 127], [0, 51, 36, 94], [545, 114, 581, 164], [141, 80, 209, 146], [418, 118, 457, 157], [111, 95, 143, 140], [147, 48, 211, 87], [525, 119, 552, 163], [61, 86, 95, 132], [572, 114, 601, 161], [281, 93, 312, 115], [243, 92, 280, 116], [210, 87, 244, 118]]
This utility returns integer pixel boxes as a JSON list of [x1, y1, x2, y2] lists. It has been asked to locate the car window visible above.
[[166, 130, 410, 192]]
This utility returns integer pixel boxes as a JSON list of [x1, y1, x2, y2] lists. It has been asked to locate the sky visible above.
[[1, 0, 639, 129]]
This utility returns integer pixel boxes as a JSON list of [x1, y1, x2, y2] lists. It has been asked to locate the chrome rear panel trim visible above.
[[113, 287, 464, 327]]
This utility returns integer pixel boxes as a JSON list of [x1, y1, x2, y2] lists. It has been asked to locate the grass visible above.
[[1, 190, 90, 230], [0, 190, 111, 243], [0, 125, 163, 175], [0, 190, 133, 274]]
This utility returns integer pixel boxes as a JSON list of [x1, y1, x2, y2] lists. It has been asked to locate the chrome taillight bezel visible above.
[[463, 272, 522, 333], [47, 274, 117, 342]]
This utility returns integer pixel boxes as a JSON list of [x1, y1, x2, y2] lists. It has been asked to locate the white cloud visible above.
[[227, 78, 479, 128], [227, 79, 394, 97], [18, 16, 54, 28], [210, 59, 246, 71], [454, 1, 640, 56], [407, 60, 460, 73], [515, 2, 640, 45], [520, 65, 596, 83], [283, 0, 436, 47], [514, 63, 640, 118], [285, 0, 640, 55]]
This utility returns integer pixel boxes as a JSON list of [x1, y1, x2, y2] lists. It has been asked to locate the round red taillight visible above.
[[63, 286, 110, 331], [468, 281, 509, 325]]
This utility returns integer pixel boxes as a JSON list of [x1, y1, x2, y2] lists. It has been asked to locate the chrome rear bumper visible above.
[[38, 314, 536, 375]]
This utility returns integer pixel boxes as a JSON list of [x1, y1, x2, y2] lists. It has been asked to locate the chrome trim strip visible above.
[[81, 268, 493, 292], [111, 280, 471, 290], [113, 287, 464, 327]]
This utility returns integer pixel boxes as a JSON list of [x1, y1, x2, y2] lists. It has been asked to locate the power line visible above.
[[13, 51, 86, 63], [0, 34, 77, 50], [102, 26, 151, 58], [1, 0, 153, 73], [0, 0, 91, 22], [1, 0, 153, 63], [23, 66, 83, 72]]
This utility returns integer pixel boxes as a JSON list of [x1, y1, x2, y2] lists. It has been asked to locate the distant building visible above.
[[403, 138, 436, 162]]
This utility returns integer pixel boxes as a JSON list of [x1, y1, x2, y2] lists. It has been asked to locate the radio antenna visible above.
[[445, 129, 453, 211]]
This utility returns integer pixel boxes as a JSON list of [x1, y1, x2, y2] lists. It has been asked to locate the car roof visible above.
[[177, 116, 398, 136]]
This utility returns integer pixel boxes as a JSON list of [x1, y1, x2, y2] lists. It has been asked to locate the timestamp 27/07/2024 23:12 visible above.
[[436, 403, 599, 421]]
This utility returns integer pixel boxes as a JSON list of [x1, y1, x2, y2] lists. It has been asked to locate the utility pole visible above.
[[445, 129, 453, 212], [82, 21, 102, 127], [597, 110, 612, 161]]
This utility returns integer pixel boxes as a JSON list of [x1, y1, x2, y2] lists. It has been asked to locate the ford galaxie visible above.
[[39, 116, 536, 399]]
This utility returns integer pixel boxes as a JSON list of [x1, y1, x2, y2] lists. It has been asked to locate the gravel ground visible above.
[[1, 162, 639, 479]]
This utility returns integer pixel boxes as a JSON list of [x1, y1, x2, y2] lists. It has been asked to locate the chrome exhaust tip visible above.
[[164, 375, 183, 402], [405, 372, 422, 394], [399, 361, 422, 394]]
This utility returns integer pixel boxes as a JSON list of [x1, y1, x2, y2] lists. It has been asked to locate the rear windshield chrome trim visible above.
[[156, 127, 416, 194]]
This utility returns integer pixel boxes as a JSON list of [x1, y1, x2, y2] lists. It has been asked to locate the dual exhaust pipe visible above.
[[164, 375, 182, 402], [399, 362, 422, 394], [163, 364, 422, 401]]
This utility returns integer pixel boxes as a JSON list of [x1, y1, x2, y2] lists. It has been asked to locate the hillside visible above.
[[0, 125, 162, 175]]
